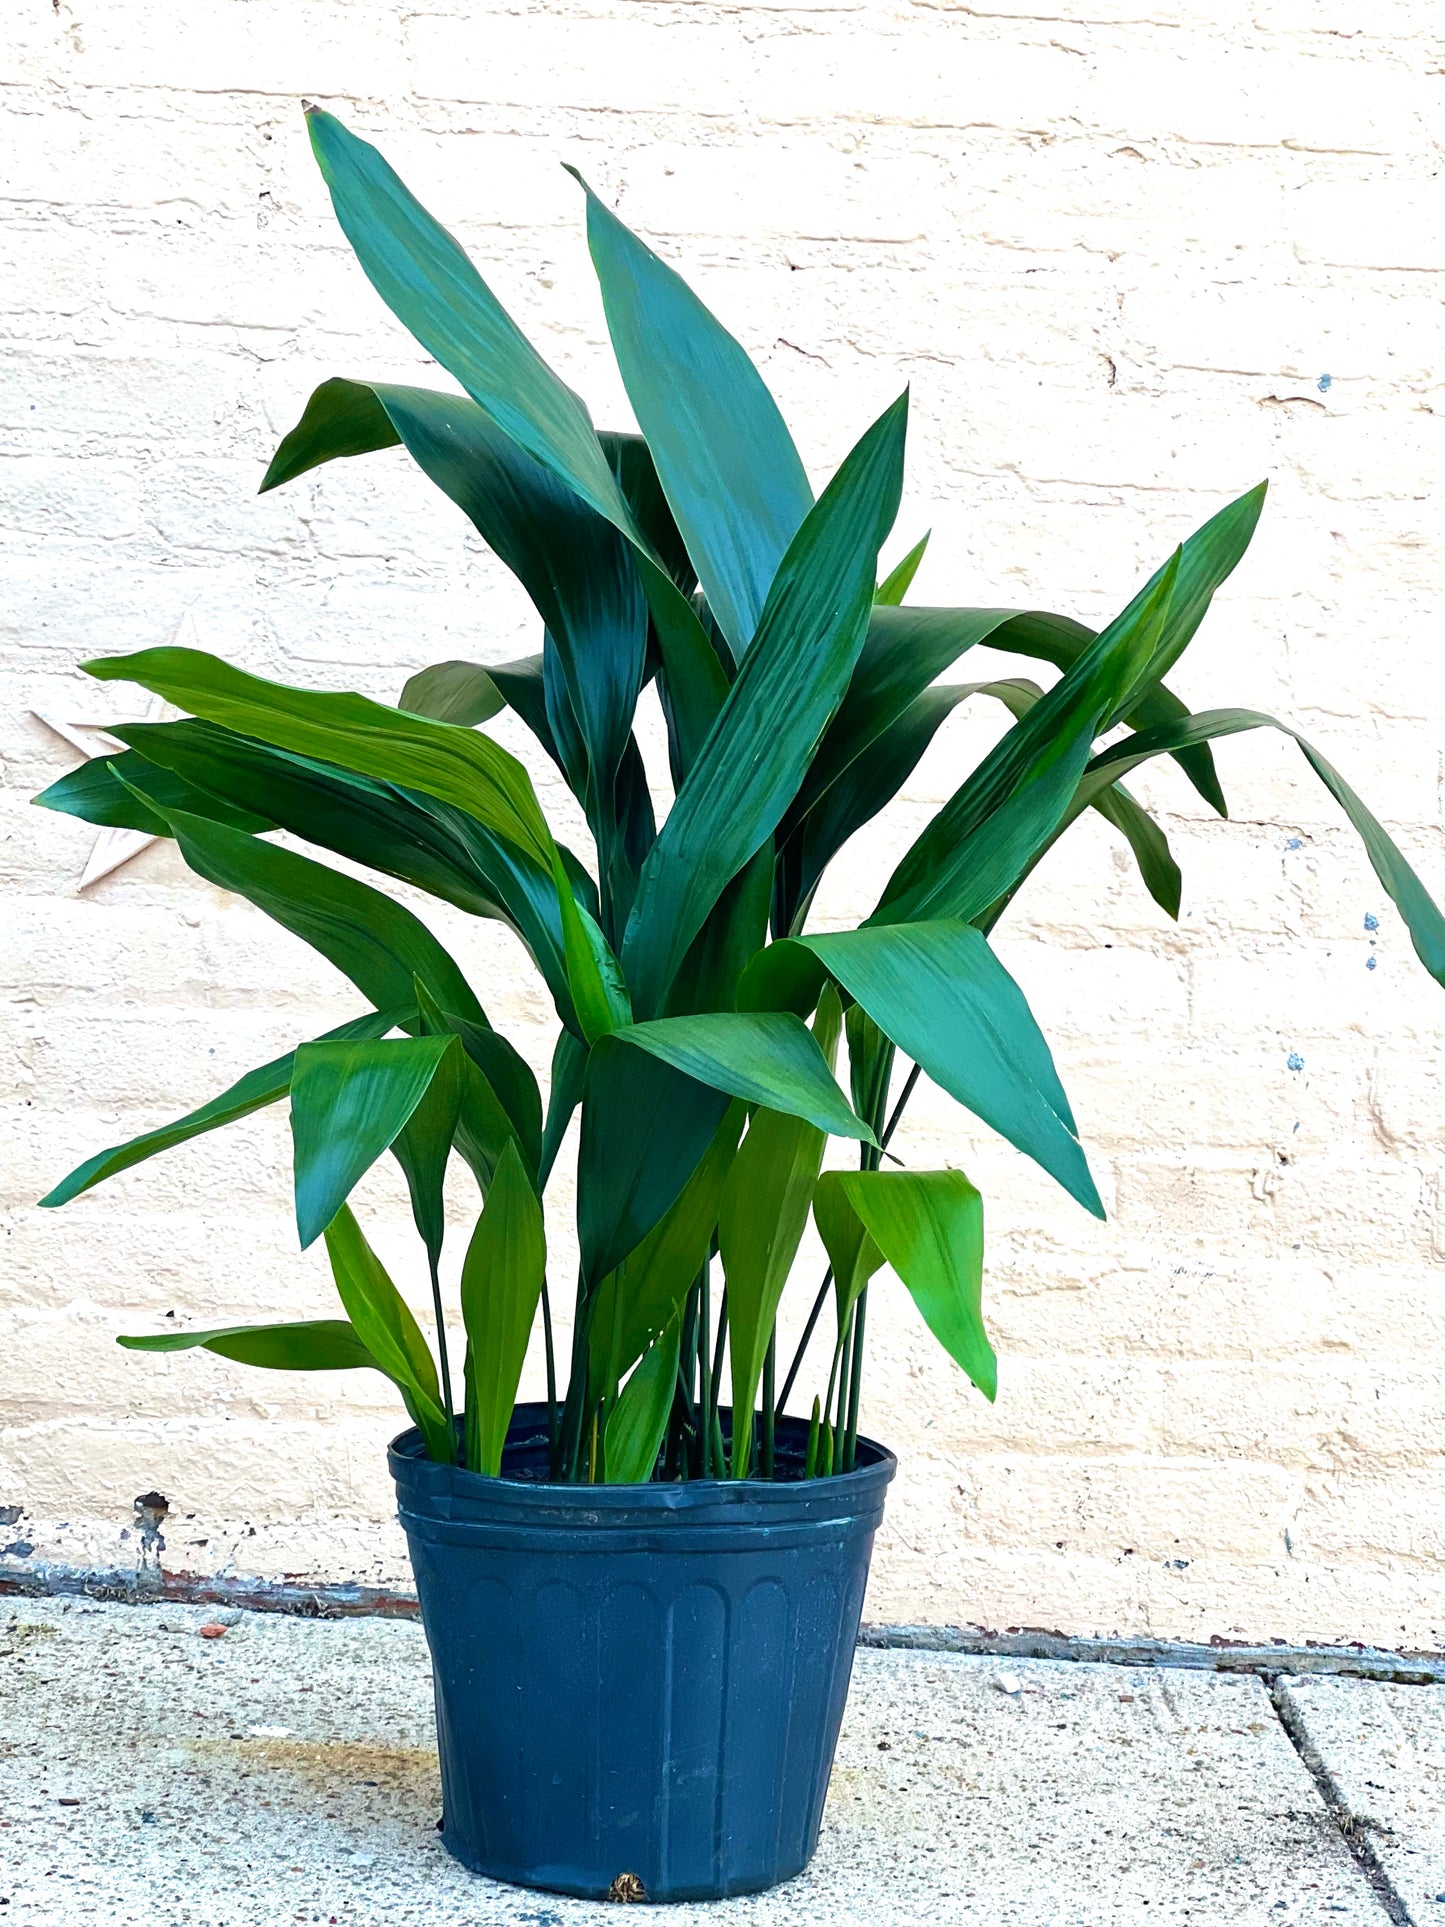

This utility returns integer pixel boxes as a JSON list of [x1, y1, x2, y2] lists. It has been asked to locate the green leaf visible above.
[[117, 788, 486, 1027], [604, 1314, 683, 1484], [86, 645, 556, 871], [622, 391, 908, 1016], [113, 721, 579, 1030], [290, 1034, 459, 1248], [798, 921, 1103, 1219], [1080, 710, 1445, 988], [414, 986, 543, 1184], [721, 986, 842, 1475], [577, 1043, 730, 1285], [34, 748, 273, 836], [398, 659, 507, 727], [539, 1028, 588, 1188], [838, 1168, 994, 1399], [812, 1172, 885, 1322], [587, 1101, 745, 1387], [875, 552, 1181, 926], [571, 171, 813, 661], [612, 1012, 874, 1141], [460, 1140, 548, 1476], [390, 1029, 466, 1266], [39, 1007, 404, 1209], [322, 1205, 453, 1462], [119, 1319, 379, 1373], [874, 532, 930, 606], [551, 843, 633, 1043], [305, 109, 633, 537], [259, 373, 401, 489]]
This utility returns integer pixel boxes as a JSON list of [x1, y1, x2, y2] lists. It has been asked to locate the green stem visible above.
[[559, 1271, 593, 1483], [425, 1253, 456, 1465], [540, 1276, 558, 1470], [761, 1332, 776, 1480], [697, 1258, 712, 1481], [842, 1288, 868, 1472]]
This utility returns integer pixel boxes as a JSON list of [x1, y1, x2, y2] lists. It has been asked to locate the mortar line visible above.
[[1267, 1677, 1412, 1926], [6, 1562, 1445, 1691]]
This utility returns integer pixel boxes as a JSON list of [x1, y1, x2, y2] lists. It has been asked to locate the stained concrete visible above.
[[1279, 1672, 1445, 1922], [0, 1599, 1388, 1925]]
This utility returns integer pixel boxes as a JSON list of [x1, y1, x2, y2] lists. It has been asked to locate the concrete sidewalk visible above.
[[2, 1598, 1441, 1925]]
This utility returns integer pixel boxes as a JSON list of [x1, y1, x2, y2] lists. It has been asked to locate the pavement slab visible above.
[[1278, 1673, 1445, 1924], [0, 1598, 1386, 1926]]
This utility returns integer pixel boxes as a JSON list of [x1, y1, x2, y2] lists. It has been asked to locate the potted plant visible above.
[[36, 108, 1445, 1903]]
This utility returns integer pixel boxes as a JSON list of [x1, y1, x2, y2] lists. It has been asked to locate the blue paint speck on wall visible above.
[[1317, 373, 1333, 393], [1364, 912, 1379, 931], [1285, 837, 1303, 850], [1287, 1052, 1304, 1072], [1366, 955, 1378, 971]]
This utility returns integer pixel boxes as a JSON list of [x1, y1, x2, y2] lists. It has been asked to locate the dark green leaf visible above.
[[571, 171, 813, 661], [119, 1319, 379, 1373], [390, 1028, 466, 1265], [603, 1314, 683, 1484], [120, 793, 487, 1028], [398, 659, 506, 727], [577, 1044, 729, 1285], [114, 721, 579, 1028], [86, 645, 555, 870], [322, 1205, 452, 1461], [812, 1173, 884, 1322], [290, 1034, 458, 1248], [460, 1140, 547, 1475], [587, 1101, 745, 1387], [39, 1007, 404, 1209], [305, 109, 633, 536], [875, 552, 1181, 925], [539, 1028, 588, 1188], [622, 391, 908, 1016], [612, 1011, 874, 1141], [720, 987, 842, 1475], [259, 373, 400, 490], [874, 532, 929, 606], [838, 1168, 995, 1399], [1080, 710, 1445, 988], [798, 921, 1104, 1218], [34, 749, 273, 836]]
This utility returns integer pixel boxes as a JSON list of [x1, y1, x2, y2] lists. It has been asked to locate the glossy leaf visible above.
[[1078, 710, 1445, 988], [577, 1043, 730, 1285], [588, 1101, 745, 1387], [305, 109, 633, 537], [875, 532, 930, 606], [572, 171, 813, 661], [460, 1141, 547, 1475], [838, 1168, 994, 1398], [414, 987, 544, 1183], [114, 720, 579, 1028], [721, 987, 842, 1475], [322, 1205, 452, 1462], [39, 1008, 404, 1209], [120, 792, 487, 1027], [118, 1319, 378, 1373], [604, 1314, 683, 1484], [613, 1011, 874, 1141], [812, 1172, 884, 1321], [35, 749, 273, 836], [390, 1027, 466, 1265], [539, 1028, 588, 1188], [551, 843, 633, 1043], [799, 921, 1104, 1218], [290, 1034, 458, 1248], [86, 645, 556, 870], [398, 659, 507, 727], [622, 391, 908, 1016], [875, 552, 1181, 925]]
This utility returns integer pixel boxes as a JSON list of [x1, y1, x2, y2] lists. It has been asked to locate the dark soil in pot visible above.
[[390, 1402, 896, 1902]]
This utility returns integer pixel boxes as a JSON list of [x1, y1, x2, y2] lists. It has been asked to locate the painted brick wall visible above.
[[3, 0, 1443, 1646]]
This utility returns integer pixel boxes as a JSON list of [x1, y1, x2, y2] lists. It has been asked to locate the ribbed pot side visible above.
[[390, 1403, 896, 1903]]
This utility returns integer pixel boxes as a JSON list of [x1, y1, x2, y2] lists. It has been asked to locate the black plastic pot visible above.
[[390, 1403, 895, 1903]]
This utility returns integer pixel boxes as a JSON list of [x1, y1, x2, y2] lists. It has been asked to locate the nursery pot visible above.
[[389, 1402, 895, 1903]]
